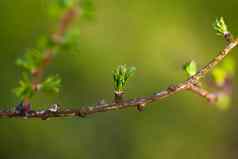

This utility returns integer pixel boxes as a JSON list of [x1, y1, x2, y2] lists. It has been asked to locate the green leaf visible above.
[[60, 28, 80, 53], [113, 65, 136, 92], [213, 17, 229, 36], [16, 49, 43, 72], [39, 75, 61, 94], [183, 60, 197, 76], [13, 73, 34, 100]]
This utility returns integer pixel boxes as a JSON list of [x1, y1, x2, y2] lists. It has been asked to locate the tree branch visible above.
[[24, 7, 78, 106], [188, 84, 217, 103], [1, 37, 237, 119]]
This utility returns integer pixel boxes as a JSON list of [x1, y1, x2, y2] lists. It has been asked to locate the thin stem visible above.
[[6, 26, 238, 119], [23, 7, 78, 106], [188, 84, 217, 102]]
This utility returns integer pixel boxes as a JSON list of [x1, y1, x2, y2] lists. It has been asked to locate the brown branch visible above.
[[23, 7, 78, 107], [1, 37, 237, 119], [188, 84, 217, 103]]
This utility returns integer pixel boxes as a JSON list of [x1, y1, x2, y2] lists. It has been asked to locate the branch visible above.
[[1, 36, 237, 119], [22, 7, 78, 107], [188, 84, 217, 102]]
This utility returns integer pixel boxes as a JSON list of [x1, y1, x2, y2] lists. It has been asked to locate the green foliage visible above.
[[216, 94, 230, 110], [212, 57, 235, 86], [81, 0, 94, 19], [58, 0, 75, 8], [36, 35, 54, 51], [213, 17, 229, 35], [49, 0, 77, 18], [39, 75, 61, 94], [60, 28, 80, 53], [113, 65, 136, 93], [14, 73, 34, 100], [183, 60, 197, 76], [16, 49, 43, 72]]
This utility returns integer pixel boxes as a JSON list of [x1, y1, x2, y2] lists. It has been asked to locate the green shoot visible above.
[[213, 17, 229, 36], [113, 65, 136, 93]]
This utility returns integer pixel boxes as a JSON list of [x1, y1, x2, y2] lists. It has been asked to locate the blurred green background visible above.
[[1, 0, 238, 158]]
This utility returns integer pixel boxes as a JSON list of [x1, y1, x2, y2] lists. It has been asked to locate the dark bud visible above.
[[114, 91, 124, 103], [15, 102, 31, 115], [137, 103, 146, 112], [224, 32, 234, 43], [15, 102, 24, 115], [167, 85, 177, 92]]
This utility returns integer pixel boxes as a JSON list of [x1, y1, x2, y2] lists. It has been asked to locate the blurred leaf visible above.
[[36, 35, 54, 51], [113, 65, 136, 92], [81, 0, 94, 19], [212, 57, 235, 86], [13, 73, 34, 100], [212, 67, 226, 86], [60, 28, 80, 53], [216, 94, 230, 110], [39, 75, 61, 94], [183, 60, 197, 76], [16, 49, 43, 72], [58, 0, 75, 8], [222, 57, 235, 75]]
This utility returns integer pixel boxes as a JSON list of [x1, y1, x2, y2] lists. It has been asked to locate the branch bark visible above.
[[1, 38, 237, 119]]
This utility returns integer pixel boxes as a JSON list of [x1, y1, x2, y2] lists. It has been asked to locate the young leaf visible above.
[[213, 17, 229, 36], [16, 49, 43, 72], [113, 65, 136, 93], [39, 75, 61, 94], [13, 73, 34, 100], [183, 60, 197, 76]]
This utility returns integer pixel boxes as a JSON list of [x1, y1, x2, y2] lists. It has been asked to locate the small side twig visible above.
[[188, 84, 217, 103]]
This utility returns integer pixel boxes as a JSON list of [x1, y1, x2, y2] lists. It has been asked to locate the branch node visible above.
[[137, 103, 146, 112], [114, 91, 124, 103], [167, 85, 177, 92], [78, 107, 88, 118], [224, 32, 234, 43]]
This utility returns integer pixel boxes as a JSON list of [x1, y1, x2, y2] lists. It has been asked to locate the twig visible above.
[[1, 37, 237, 119], [23, 7, 78, 106], [188, 84, 217, 102]]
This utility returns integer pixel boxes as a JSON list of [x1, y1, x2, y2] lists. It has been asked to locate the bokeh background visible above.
[[1, 0, 238, 158]]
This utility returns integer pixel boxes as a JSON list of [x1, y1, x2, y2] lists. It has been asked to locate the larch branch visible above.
[[0, 38, 237, 119]]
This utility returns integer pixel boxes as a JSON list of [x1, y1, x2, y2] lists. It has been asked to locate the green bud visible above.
[[213, 17, 229, 36], [113, 65, 136, 93]]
